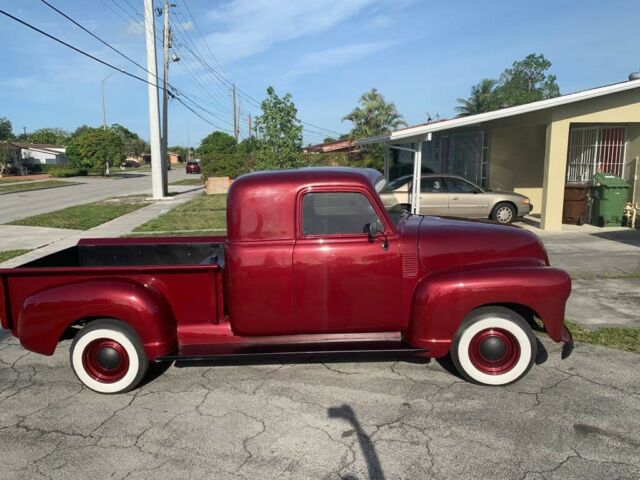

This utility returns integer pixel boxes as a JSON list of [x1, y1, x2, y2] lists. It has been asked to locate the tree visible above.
[[198, 131, 237, 157], [27, 128, 70, 145], [67, 127, 124, 173], [342, 88, 407, 138], [254, 86, 304, 169], [109, 124, 148, 156], [455, 79, 498, 117], [495, 53, 560, 107], [0, 117, 13, 141]]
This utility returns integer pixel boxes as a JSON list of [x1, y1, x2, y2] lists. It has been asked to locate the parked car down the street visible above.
[[121, 159, 140, 169], [380, 174, 533, 224], [185, 161, 201, 174]]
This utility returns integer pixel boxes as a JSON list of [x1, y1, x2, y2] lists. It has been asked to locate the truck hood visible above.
[[416, 215, 549, 274]]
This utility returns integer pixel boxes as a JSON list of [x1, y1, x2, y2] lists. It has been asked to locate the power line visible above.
[[40, 0, 150, 77], [0, 7, 163, 89], [1, 6, 233, 133]]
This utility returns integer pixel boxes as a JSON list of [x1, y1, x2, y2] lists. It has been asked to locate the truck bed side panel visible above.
[[6, 266, 221, 359]]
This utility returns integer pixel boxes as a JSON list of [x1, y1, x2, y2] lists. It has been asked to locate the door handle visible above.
[[452, 197, 459, 200]]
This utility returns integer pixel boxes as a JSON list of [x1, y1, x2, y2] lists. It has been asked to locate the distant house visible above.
[[13, 143, 67, 165], [303, 138, 358, 154], [168, 152, 183, 164]]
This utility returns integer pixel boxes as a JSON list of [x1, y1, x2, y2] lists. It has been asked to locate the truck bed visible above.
[[19, 236, 225, 268], [0, 236, 227, 345]]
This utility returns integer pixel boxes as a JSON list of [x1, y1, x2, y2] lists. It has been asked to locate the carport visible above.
[[360, 79, 640, 230]]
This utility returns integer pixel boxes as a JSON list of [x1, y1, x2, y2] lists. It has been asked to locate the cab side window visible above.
[[445, 177, 480, 193], [302, 192, 381, 235]]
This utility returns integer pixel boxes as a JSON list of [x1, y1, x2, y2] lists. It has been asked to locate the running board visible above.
[[157, 340, 427, 362]]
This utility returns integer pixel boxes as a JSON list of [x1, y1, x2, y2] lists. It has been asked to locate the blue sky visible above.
[[1, 0, 639, 147]]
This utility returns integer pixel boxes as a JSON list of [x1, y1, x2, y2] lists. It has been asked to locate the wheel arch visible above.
[[490, 200, 518, 220], [18, 279, 177, 360], [403, 267, 571, 358]]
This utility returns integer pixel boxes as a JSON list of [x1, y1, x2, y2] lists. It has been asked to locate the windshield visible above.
[[374, 176, 387, 193]]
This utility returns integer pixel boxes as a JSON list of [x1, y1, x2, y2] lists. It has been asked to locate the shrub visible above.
[[200, 154, 256, 180], [46, 166, 88, 178]]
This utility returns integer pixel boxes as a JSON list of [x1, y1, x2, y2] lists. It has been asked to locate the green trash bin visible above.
[[590, 172, 630, 227]]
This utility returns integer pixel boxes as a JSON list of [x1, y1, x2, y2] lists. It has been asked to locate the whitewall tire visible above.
[[70, 320, 149, 394], [451, 307, 536, 386]]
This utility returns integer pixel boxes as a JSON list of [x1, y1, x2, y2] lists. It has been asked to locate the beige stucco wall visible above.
[[624, 124, 640, 204], [489, 124, 546, 214]]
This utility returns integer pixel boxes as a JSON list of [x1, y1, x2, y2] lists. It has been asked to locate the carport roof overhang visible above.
[[358, 79, 640, 145]]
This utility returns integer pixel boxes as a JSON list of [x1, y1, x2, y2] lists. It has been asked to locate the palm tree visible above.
[[343, 88, 407, 138], [455, 79, 498, 117]]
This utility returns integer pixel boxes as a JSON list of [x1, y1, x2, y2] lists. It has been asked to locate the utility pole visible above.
[[186, 120, 190, 162], [232, 83, 238, 140], [160, 0, 174, 196], [22, 127, 27, 140], [248, 113, 252, 139], [143, 0, 164, 199]]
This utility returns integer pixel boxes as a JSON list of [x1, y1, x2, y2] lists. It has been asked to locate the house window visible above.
[[567, 126, 626, 183]]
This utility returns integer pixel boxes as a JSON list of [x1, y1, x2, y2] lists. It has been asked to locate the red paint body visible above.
[[0, 168, 572, 361]]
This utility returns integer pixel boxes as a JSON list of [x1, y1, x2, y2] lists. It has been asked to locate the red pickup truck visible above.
[[0, 168, 572, 393]]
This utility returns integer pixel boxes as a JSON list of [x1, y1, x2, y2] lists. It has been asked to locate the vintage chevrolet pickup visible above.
[[0, 168, 573, 393]]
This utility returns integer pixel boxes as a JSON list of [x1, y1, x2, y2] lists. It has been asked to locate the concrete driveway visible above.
[[0, 332, 638, 480], [0, 169, 194, 224]]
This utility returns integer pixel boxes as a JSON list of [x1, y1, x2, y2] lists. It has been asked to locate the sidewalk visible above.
[[0, 187, 203, 268]]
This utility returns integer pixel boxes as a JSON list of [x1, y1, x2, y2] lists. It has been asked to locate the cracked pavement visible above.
[[0, 330, 638, 480]]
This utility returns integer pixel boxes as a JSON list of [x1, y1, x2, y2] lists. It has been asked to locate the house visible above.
[[360, 78, 640, 230], [303, 138, 359, 154], [13, 143, 67, 165], [168, 152, 183, 164]]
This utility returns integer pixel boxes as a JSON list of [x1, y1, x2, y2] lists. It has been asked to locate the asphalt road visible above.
[[0, 331, 638, 480], [0, 169, 193, 224]]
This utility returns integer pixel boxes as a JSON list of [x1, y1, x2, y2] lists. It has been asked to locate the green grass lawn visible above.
[[169, 178, 203, 186], [0, 180, 78, 194], [131, 194, 226, 236], [8, 196, 151, 230], [0, 249, 31, 263], [566, 320, 640, 354]]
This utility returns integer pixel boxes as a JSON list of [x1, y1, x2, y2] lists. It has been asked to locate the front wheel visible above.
[[70, 319, 149, 394], [491, 202, 516, 224], [451, 307, 536, 386]]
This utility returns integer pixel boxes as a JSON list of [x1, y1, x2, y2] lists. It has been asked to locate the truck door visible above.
[[292, 190, 403, 333]]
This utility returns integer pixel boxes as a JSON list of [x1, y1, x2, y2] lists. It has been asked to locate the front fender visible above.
[[17, 279, 177, 360], [404, 267, 571, 357]]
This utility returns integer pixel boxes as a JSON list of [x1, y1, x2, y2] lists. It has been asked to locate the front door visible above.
[[444, 177, 489, 218], [292, 190, 403, 333]]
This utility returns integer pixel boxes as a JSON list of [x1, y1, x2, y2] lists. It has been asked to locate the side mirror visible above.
[[365, 222, 378, 242], [364, 222, 389, 251]]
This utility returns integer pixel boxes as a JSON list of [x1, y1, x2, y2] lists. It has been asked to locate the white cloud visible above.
[[288, 40, 398, 77], [201, 0, 383, 64]]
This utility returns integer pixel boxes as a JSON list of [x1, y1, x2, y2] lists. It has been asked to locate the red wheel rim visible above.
[[468, 328, 520, 375], [82, 338, 129, 383]]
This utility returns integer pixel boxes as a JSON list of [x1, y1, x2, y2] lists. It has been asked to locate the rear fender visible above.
[[17, 279, 177, 360], [404, 267, 571, 357]]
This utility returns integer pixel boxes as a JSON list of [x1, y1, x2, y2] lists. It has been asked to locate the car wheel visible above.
[[491, 202, 516, 224], [70, 319, 149, 394], [451, 307, 536, 386]]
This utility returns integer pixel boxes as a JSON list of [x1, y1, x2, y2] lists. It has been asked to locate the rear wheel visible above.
[[491, 202, 516, 224], [70, 319, 148, 394], [451, 307, 536, 386]]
